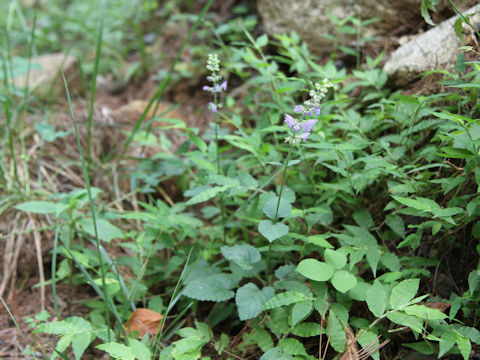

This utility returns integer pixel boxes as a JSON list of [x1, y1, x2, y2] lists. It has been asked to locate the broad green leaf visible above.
[[386, 311, 423, 333], [348, 281, 370, 301], [457, 334, 471, 360], [403, 304, 447, 320], [127, 338, 151, 360], [263, 291, 307, 310], [291, 322, 321, 337], [390, 279, 420, 309], [331, 271, 357, 293], [244, 326, 274, 352], [96, 342, 135, 360], [386, 214, 405, 238], [235, 283, 275, 320], [296, 259, 334, 282], [358, 330, 381, 360], [72, 331, 92, 360], [278, 338, 307, 356], [183, 274, 237, 302], [439, 330, 457, 357], [392, 196, 440, 212], [404, 342, 435, 355], [381, 252, 400, 272], [221, 244, 261, 270], [77, 218, 123, 243], [15, 201, 57, 214], [290, 300, 313, 327], [366, 281, 387, 317], [353, 208, 374, 229], [324, 249, 347, 269], [263, 196, 291, 220], [306, 235, 334, 249], [258, 220, 289, 243]]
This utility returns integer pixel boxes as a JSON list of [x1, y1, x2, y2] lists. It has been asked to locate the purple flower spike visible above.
[[302, 119, 317, 133], [284, 114, 296, 129], [293, 124, 300, 133], [208, 102, 218, 113], [299, 132, 311, 142], [220, 81, 227, 91], [294, 105, 303, 114], [203, 85, 211, 91], [314, 106, 321, 115]]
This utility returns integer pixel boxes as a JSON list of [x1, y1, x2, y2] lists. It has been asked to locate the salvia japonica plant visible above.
[[4, 1, 480, 359]]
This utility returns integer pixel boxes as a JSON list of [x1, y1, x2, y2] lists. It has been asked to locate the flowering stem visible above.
[[213, 90, 226, 243], [300, 147, 316, 194], [267, 140, 294, 281]]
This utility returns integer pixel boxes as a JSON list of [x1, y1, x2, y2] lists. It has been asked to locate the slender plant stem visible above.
[[62, 71, 111, 341], [266, 140, 295, 279], [213, 91, 227, 243]]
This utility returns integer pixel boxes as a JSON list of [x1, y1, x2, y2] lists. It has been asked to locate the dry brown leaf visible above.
[[420, 301, 451, 313], [124, 308, 163, 338]]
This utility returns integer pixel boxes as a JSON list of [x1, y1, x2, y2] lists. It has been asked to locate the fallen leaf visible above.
[[124, 308, 163, 338]]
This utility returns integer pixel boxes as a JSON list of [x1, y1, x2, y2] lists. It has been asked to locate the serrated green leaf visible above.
[[366, 281, 387, 317], [96, 342, 135, 360], [353, 208, 374, 229], [386, 214, 405, 238], [386, 311, 423, 334], [296, 259, 334, 282], [390, 279, 420, 309], [258, 220, 289, 242], [263, 291, 307, 310], [263, 196, 291, 220], [381, 252, 400, 272], [324, 249, 347, 269], [331, 270, 357, 293], [183, 274, 237, 302], [278, 338, 307, 356], [236, 283, 274, 320], [290, 300, 313, 327], [185, 185, 231, 205], [221, 244, 261, 270]]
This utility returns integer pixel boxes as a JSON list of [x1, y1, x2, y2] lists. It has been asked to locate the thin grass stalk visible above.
[[86, 0, 105, 164], [116, 0, 215, 159], [61, 71, 112, 341], [0, 296, 30, 348], [51, 223, 60, 319]]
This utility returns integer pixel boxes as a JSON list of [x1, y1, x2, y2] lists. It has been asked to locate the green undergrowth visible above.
[[2, 1, 480, 359]]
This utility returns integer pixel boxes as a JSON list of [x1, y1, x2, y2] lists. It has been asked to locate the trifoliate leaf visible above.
[[366, 281, 387, 317]]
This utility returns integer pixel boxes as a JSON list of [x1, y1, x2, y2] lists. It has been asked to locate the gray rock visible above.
[[257, 0, 474, 55], [11, 52, 80, 98], [383, 4, 480, 86]]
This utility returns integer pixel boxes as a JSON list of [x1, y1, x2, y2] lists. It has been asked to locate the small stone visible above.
[[10, 52, 80, 99], [383, 3, 480, 86]]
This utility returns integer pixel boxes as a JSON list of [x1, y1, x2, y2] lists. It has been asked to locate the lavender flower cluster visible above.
[[202, 54, 227, 113], [284, 79, 333, 144]]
